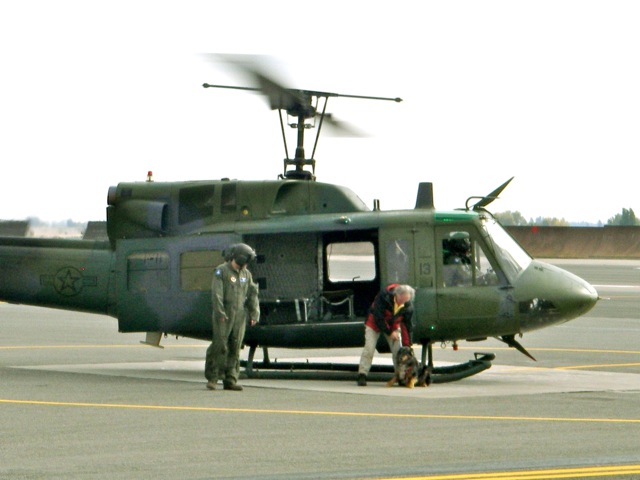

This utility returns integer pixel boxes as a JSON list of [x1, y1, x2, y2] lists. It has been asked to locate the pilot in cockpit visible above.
[[443, 232, 472, 287]]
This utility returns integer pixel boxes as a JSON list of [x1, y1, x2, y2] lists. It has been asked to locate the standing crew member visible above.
[[205, 243, 260, 391], [357, 283, 415, 386]]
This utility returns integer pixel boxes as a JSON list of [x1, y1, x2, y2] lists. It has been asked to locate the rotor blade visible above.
[[209, 53, 309, 111], [324, 92, 402, 103], [202, 83, 260, 92], [320, 113, 368, 137], [203, 53, 402, 105], [201, 82, 307, 113], [251, 71, 309, 112], [472, 177, 514, 209], [499, 335, 537, 361]]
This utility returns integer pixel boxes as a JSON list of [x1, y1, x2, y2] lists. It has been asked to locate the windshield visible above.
[[481, 216, 532, 282]]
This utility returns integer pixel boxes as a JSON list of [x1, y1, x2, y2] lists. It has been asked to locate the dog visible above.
[[386, 346, 421, 388]]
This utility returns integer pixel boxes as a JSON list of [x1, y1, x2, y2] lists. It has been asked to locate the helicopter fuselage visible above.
[[0, 178, 598, 355]]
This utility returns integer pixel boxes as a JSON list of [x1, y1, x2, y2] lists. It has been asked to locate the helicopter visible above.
[[0, 56, 599, 384]]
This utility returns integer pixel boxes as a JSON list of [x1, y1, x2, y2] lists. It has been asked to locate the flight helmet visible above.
[[228, 243, 256, 266]]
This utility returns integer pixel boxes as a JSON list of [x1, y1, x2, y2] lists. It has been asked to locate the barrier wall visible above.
[[506, 226, 640, 259]]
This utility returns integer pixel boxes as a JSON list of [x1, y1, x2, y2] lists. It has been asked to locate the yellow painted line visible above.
[[0, 399, 638, 424], [459, 346, 640, 355], [556, 362, 640, 370], [449, 346, 640, 372], [497, 362, 640, 373], [0, 344, 205, 350], [533, 347, 640, 355], [380, 464, 640, 479]]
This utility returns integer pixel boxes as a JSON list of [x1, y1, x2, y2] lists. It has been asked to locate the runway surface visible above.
[[1, 259, 639, 479]]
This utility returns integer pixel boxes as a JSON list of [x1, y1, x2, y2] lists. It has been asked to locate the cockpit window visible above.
[[481, 217, 532, 282], [441, 231, 500, 287]]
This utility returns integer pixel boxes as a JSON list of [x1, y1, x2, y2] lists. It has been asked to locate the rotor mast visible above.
[[203, 70, 402, 180], [280, 90, 320, 180]]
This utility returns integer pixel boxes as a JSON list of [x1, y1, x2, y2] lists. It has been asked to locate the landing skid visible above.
[[241, 345, 494, 384]]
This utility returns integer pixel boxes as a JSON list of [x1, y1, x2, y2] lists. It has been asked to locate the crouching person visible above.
[[357, 283, 415, 386]]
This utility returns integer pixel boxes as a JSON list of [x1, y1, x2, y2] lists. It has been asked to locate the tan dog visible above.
[[386, 346, 420, 388]]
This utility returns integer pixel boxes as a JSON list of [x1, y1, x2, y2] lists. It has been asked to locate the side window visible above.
[[441, 231, 499, 287], [442, 232, 472, 287], [221, 183, 237, 214], [326, 241, 376, 282], [475, 243, 499, 286], [386, 239, 410, 284]]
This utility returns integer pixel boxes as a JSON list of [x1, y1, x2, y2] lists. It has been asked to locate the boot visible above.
[[223, 382, 243, 391], [357, 374, 367, 386]]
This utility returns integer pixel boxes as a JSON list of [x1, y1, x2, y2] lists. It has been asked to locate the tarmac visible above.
[[1, 259, 639, 480]]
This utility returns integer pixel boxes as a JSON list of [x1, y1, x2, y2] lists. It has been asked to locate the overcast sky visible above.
[[1, 1, 638, 224]]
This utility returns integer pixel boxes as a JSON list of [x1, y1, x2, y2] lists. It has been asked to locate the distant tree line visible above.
[[26, 217, 86, 228], [607, 208, 639, 226], [495, 208, 639, 226]]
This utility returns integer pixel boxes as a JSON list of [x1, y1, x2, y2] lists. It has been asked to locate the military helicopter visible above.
[[0, 56, 599, 383]]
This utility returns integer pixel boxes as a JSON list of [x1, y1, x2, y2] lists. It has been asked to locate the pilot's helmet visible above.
[[452, 237, 471, 254], [229, 243, 256, 266], [222, 246, 234, 262]]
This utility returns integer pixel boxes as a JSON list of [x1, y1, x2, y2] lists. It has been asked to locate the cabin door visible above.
[[434, 226, 515, 340], [379, 225, 437, 344]]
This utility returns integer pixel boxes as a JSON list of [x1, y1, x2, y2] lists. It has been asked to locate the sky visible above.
[[0, 1, 638, 225]]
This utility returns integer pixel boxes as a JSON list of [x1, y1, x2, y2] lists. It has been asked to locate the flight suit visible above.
[[205, 261, 260, 386]]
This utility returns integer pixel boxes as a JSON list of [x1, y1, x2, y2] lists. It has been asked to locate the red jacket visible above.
[[365, 284, 413, 347]]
